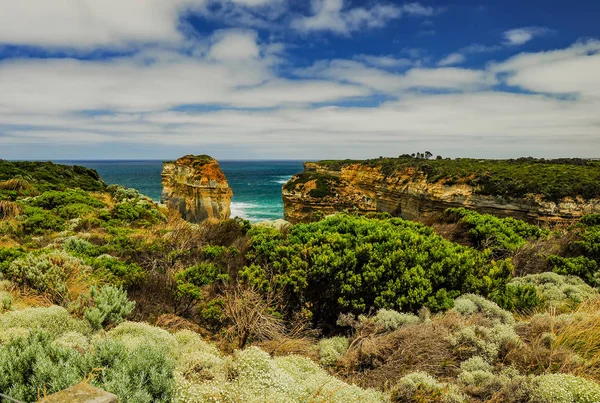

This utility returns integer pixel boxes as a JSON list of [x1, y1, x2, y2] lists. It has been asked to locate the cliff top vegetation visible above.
[[312, 156, 600, 202]]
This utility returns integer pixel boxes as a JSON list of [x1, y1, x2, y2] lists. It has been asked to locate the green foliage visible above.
[[445, 207, 548, 256], [318, 336, 349, 366], [83, 285, 135, 330], [243, 214, 497, 321], [0, 246, 26, 273], [328, 156, 600, 202], [29, 189, 105, 210], [580, 213, 600, 227], [548, 255, 599, 285], [506, 272, 596, 309], [372, 308, 421, 330], [0, 160, 105, 197], [21, 205, 65, 234], [87, 255, 146, 288], [6, 250, 90, 305], [174, 263, 229, 314]]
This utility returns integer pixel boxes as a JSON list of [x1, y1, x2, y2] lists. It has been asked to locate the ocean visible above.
[[58, 160, 305, 222]]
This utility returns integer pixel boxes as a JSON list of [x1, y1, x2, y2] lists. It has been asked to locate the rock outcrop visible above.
[[283, 161, 600, 224], [161, 155, 232, 223]]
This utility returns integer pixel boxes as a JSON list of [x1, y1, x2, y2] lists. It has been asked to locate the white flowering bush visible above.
[[105, 321, 178, 355], [0, 305, 91, 343], [453, 294, 515, 325], [373, 308, 420, 331], [174, 346, 387, 403], [52, 331, 90, 351], [318, 336, 349, 367], [532, 374, 600, 403], [390, 371, 465, 403], [458, 356, 494, 387]]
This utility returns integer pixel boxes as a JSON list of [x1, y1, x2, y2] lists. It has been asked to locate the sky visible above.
[[0, 0, 599, 160]]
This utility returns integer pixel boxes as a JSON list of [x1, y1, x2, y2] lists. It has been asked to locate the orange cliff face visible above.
[[282, 161, 600, 224], [161, 155, 232, 223]]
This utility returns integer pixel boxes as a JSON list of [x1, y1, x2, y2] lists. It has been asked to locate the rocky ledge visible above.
[[282, 159, 600, 224], [161, 155, 232, 223]]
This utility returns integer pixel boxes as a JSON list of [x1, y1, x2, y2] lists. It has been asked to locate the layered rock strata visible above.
[[283, 161, 600, 224], [161, 155, 232, 223]]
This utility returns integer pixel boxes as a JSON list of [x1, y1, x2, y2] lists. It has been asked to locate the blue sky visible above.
[[0, 0, 599, 160]]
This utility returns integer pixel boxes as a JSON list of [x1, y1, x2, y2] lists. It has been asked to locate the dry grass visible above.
[[0, 200, 21, 219], [223, 285, 286, 349], [0, 178, 31, 191], [337, 311, 468, 391], [155, 313, 209, 336]]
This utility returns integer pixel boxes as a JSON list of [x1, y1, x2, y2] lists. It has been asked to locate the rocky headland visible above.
[[283, 158, 600, 224], [161, 155, 232, 223]]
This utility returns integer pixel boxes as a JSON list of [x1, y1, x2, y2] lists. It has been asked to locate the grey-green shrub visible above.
[[453, 294, 515, 325], [508, 272, 596, 309], [84, 285, 135, 330], [6, 249, 90, 304], [390, 371, 465, 403], [448, 322, 520, 362], [372, 308, 420, 331], [318, 336, 349, 367]]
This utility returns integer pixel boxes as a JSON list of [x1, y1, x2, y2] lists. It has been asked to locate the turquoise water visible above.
[[59, 160, 304, 222]]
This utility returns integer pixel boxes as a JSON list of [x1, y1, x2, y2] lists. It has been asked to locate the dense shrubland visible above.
[[1, 160, 600, 402]]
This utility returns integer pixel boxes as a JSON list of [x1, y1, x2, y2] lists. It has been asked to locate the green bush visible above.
[[87, 255, 146, 288], [21, 206, 65, 234], [174, 263, 229, 314], [372, 308, 420, 331], [242, 214, 499, 322], [0, 246, 26, 274], [83, 285, 135, 330], [445, 208, 547, 257], [29, 189, 105, 210]]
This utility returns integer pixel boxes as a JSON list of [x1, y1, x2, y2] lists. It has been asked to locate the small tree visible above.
[[425, 151, 433, 160]]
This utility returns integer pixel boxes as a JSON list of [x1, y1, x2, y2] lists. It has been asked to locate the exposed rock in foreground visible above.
[[161, 155, 232, 223], [283, 158, 600, 224]]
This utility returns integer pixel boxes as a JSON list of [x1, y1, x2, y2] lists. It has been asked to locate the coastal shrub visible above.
[[548, 255, 599, 285], [0, 331, 87, 402], [87, 255, 146, 288], [0, 306, 92, 342], [372, 308, 420, 331], [6, 250, 92, 304], [21, 205, 65, 234], [507, 272, 596, 309], [242, 214, 497, 322], [112, 199, 166, 225], [1, 291, 12, 311], [531, 374, 600, 403], [0, 246, 26, 273], [390, 371, 465, 403], [452, 294, 515, 325], [174, 262, 229, 314], [90, 340, 175, 403], [445, 207, 547, 256], [106, 321, 178, 355], [29, 189, 105, 210], [448, 322, 520, 362], [83, 285, 135, 330], [318, 336, 349, 367], [63, 236, 97, 255]]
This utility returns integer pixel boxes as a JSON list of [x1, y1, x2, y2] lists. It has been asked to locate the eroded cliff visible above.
[[161, 155, 232, 223], [283, 158, 600, 224]]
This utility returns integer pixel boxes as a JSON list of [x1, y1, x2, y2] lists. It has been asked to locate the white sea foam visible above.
[[272, 175, 292, 185], [230, 202, 259, 220]]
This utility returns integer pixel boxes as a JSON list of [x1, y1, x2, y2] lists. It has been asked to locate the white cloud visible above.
[[298, 59, 496, 92], [208, 30, 260, 61], [290, 0, 437, 35], [354, 55, 413, 69], [0, 0, 207, 48], [437, 53, 466, 66], [503, 27, 551, 46], [1, 38, 599, 159]]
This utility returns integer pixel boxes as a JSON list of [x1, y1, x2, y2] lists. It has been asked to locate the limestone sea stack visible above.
[[161, 155, 232, 223]]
